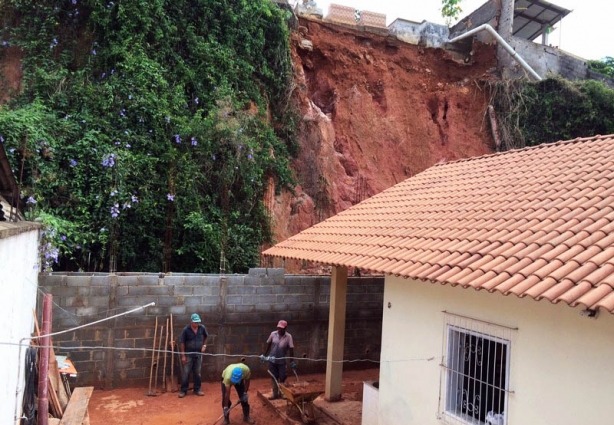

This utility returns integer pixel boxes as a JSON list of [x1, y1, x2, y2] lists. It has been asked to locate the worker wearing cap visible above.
[[178, 313, 208, 398], [221, 363, 255, 424], [261, 319, 295, 400]]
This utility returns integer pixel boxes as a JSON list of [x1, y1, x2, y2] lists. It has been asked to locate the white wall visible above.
[[376, 276, 614, 425], [0, 224, 40, 425]]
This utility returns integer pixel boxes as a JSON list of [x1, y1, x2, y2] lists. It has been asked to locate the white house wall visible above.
[[378, 275, 614, 425], [0, 225, 40, 425]]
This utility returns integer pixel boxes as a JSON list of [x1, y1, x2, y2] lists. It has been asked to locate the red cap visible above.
[[277, 320, 288, 329]]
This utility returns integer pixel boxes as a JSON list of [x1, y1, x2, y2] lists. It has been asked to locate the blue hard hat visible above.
[[230, 367, 243, 384]]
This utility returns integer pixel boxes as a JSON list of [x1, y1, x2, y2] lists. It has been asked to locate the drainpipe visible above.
[[38, 294, 52, 425], [448, 24, 542, 81]]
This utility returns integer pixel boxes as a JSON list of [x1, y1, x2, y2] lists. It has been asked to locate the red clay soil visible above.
[[264, 18, 498, 271], [88, 368, 378, 425]]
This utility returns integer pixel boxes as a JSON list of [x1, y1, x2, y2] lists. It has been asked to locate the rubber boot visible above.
[[268, 377, 279, 400], [243, 405, 255, 423]]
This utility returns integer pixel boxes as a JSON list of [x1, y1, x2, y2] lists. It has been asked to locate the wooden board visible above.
[[59, 386, 94, 425], [50, 354, 70, 410], [48, 375, 64, 418]]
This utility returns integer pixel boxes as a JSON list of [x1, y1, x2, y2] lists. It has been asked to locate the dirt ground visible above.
[[88, 368, 379, 425]]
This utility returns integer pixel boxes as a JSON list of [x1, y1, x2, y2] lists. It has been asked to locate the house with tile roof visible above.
[[264, 134, 614, 425]]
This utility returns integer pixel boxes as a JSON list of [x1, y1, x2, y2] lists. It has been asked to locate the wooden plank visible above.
[[48, 374, 64, 418], [50, 355, 70, 410], [59, 387, 94, 425]]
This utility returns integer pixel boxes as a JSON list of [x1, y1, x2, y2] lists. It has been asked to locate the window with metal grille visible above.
[[439, 312, 515, 425]]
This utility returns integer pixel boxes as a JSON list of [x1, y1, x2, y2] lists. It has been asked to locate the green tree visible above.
[[589, 57, 614, 78], [0, 0, 297, 273], [441, 0, 463, 24]]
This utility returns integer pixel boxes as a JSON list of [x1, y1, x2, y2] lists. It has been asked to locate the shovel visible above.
[[211, 400, 241, 425]]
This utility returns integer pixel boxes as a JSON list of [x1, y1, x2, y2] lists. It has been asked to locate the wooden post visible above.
[[162, 318, 169, 392], [325, 266, 348, 401], [169, 314, 176, 392], [147, 317, 158, 396], [153, 325, 163, 394]]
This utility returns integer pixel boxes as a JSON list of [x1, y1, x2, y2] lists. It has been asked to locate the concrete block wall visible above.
[[508, 37, 589, 81], [38, 270, 384, 388]]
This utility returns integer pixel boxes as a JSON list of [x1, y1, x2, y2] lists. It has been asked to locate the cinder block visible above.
[[174, 285, 193, 295], [155, 296, 176, 307], [169, 305, 187, 315], [146, 306, 166, 315], [184, 275, 204, 286], [118, 276, 138, 286], [117, 296, 139, 306], [248, 268, 268, 277], [272, 285, 291, 294], [229, 285, 256, 295], [184, 296, 203, 306], [128, 286, 150, 296], [202, 276, 221, 286], [91, 276, 111, 286], [66, 276, 92, 287], [226, 295, 243, 305], [234, 305, 254, 313], [165, 275, 186, 286], [76, 306, 98, 316], [225, 275, 245, 286], [256, 294, 277, 304], [91, 286, 110, 296], [47, 286, 79, 297], [138, 275, 159, 286], [89, 296, 110, 307], [149, 286, 171, 296], [40, 275, 66, 286], [244, 276, 262, 286], [115, 339, 135, 349], [255, 286, 273, 294], [272, 303, 290, 312], [193, 286, 212, 296]]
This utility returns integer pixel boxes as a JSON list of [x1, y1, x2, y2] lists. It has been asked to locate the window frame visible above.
[[439, 313, 514, 425]]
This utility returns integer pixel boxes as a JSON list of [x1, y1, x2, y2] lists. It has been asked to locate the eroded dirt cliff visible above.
[[265, 18, 498, 268]]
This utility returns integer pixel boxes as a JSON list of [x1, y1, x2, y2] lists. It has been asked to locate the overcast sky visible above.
[[307, 0, 611, 61]]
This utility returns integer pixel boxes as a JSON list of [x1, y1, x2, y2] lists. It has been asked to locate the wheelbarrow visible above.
[[268, 371, 324, 424]]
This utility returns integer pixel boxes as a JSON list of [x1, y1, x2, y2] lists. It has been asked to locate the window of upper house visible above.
[[439, 312, 516, 425]]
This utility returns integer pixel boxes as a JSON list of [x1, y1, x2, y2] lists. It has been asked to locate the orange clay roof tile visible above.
[[263, 135, 614, 313]]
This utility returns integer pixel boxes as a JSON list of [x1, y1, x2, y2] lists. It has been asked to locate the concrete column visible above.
[[497, 0, 515, 77], [104, 274, 117, 389], [325, 266, 347, 401]]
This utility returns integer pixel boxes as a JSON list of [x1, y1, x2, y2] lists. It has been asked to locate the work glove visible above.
[[259, 354, 266, 364], [290, 361, 297, 370], [241, 393, 249, 403]]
